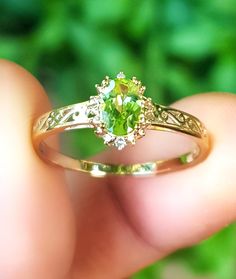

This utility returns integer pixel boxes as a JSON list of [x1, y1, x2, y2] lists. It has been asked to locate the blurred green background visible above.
[[1, 0, 236, 278]]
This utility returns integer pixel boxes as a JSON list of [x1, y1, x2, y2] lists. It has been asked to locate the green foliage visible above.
[[1, 0, 236, 278]]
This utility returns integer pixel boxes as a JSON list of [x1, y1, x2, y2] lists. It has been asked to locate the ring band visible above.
[[33, 72, 210, 177]]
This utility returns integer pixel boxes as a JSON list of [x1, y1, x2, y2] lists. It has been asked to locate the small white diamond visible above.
[[103, 134, 114, 144], [127, 133, 135, 144], [114, 137, 127, 150], [117, 72, 125, 79], [138, 129, 145, 136], [96, 127, 103, 134]]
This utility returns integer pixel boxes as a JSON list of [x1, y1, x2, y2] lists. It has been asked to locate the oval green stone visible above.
[[101, 78, 142, 136]]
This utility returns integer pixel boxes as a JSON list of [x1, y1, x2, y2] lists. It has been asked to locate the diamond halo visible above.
[[87, 72, 154, 150]]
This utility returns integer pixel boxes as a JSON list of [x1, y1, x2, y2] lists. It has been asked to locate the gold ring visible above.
[[33, 72, 210, 177]]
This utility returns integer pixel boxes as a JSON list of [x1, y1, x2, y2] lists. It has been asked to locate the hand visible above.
[[0, 60, 235, 279]]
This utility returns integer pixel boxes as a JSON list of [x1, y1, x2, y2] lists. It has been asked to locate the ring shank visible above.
[[33, 102, 210, 177]]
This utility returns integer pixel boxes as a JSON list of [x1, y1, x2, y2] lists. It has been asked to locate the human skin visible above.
[[0, 59, 236, 279]]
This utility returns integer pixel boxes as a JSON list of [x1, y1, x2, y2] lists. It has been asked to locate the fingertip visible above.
[[0, 60, 76, 278], [0, 59, 51, 116], [109, 92, 236, 253]]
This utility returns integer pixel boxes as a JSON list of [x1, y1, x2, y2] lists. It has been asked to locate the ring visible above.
[[33, 72, 210, 177]]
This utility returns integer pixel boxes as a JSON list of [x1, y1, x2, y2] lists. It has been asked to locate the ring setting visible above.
[[87, 72, 154, 150], [33, 72, 210, 177]]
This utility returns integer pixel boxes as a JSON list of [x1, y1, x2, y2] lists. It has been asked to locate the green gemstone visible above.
[[101, 78, 142, 136]]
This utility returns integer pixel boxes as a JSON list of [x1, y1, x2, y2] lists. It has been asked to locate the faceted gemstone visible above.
[[101, 78, 142, 136], [114, 137, 127, 150]]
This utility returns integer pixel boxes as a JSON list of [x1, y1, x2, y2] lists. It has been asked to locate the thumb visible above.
[[0, 60, 75, 279]]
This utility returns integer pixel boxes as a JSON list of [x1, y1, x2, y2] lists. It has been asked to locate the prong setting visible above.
[[117, 72, 126, 79], [88, 73, 155, 150]]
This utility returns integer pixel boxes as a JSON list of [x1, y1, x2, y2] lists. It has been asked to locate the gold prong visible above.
[[132, 77, 141, 86], [139, 114, 145, 123], [132, 77, 139, 85], [140, 86, 146, 94], [101, 81, 108, 88], [131, 138, 136, 145], [138, 128, 145, 136]]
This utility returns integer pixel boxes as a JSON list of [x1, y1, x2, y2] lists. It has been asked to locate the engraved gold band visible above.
[[33, 73, 210, 177], [32, 100, 210, 177]]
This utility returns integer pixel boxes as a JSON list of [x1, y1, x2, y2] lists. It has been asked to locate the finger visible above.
[[69, 93, 236, 278], [111, 93, 236, 251], [0, 60, 75, 279]]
